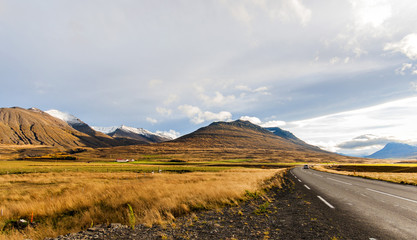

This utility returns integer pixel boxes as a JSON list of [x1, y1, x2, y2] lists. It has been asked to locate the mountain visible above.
[[93, 125, 172, 143], [367, 142, 417, 159], [75, 119, 359, 163], [171, 120, 325, 152], [0, 107, 114, 148], [46, 109, 107, 137], [46, 109, 150, 146]]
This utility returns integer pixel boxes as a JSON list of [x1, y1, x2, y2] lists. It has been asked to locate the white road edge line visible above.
[[366, 188, 417, 204], [298, 179, 302, 182], [327, 177, 352, 186], [304, 185, 311, 190], [317, 196, 335, 209]]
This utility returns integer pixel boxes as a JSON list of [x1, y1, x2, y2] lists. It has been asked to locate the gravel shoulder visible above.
[[48, 173, 379, 240]]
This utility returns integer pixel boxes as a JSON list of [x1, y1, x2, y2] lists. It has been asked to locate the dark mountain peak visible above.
[[171, 119, 326, 154], [207, 120, 271, 134], [367, 142, 417, 159]]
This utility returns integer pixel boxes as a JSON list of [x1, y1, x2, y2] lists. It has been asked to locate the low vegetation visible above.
[[0, 163, 286, 240], [313, 164, 417, 185]]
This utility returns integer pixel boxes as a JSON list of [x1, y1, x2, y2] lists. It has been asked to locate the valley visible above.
[[0, 107, 415, 239]]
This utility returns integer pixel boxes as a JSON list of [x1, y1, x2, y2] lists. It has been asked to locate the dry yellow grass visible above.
[[0, 168, 285, 240], [313, 165, 417, 185]]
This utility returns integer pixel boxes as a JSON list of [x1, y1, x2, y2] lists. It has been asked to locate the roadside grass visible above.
[[0, 164, 286, 240], [313, 164, 417, 185]]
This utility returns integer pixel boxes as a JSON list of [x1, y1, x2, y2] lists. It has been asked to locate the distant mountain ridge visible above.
[[46, 109, 171, 144], [93, 125, 172, 143], [367, 142, 417, 159]]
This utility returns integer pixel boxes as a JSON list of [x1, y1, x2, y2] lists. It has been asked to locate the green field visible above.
[[0, 159, 302, 176]]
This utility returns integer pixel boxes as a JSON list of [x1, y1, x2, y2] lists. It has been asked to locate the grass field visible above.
[[313, 164, 417, 185], [0, 160, 235, 175], [0, 160, 287, 240]]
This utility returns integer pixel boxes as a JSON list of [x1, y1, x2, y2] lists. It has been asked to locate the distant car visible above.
[[303, 165, 309, 169]]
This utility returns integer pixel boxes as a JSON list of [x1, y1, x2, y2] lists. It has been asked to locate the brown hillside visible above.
[[0, 107, 117, 148], [77, 120, 361, 163], [171, 120, 324, 152]]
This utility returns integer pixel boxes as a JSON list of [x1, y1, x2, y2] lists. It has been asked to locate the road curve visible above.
[[291, 167, 417, 240]]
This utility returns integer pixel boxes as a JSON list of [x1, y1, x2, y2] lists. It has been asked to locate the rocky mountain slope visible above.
[[0, 107, 105, 148]]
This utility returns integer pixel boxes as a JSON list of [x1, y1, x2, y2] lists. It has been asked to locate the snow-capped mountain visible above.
[[93, 125, 173, 143], [45, 109, 83, 125], [91, 126, 119, 134], [45, 109, 127, 146], [47, 110, 173, 144]]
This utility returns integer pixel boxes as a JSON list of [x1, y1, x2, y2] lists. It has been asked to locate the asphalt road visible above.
[[291, 167, 417, 240]]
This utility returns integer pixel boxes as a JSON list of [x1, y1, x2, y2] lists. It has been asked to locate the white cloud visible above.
[[337, 134, 398, 149], [223, 0, 312, 27], [384, 33, 417, 60], [351, 0, 392, 28], [146, 117, 158, 124], [411, 81, 417, 91], [261, 120, 287, 128], [200, 91, 236, 106], [178, 105, 232, 124], [163, 94, 179, 105], [395, 63, 413, 75], [239, 116, 286, 128], [240, 116, 262, 125], [254, 86, 268, 92], [236, 85, 251, 91], [156, 129, 181, 139], [286, 0, 312, 26], [286, 96, 417, 155], [156, 107, 172, 116], [330, 57, 340, 64], [236, 85, 270, 95], [230, 3, 253, 26], [148, 79, 163, 88], [344, 57, 350, 64]]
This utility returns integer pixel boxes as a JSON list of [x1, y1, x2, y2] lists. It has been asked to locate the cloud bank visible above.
[[1, 0, 417, 157]]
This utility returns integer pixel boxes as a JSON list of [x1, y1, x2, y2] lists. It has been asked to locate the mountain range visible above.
[[89, 119, 354, 163], [0, 106, 360, 163], [92, 125, 172, 143], [0, 107, 171, 149]]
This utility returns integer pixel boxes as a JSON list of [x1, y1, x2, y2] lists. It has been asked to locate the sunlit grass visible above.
[[0, 161, 286, 240], [313, 165, 417, 185]]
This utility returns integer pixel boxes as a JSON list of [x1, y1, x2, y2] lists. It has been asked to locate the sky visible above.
[[1, 0, 417, 156]]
